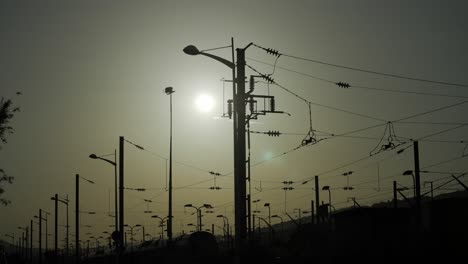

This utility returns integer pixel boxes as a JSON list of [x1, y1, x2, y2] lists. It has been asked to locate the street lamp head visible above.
[[216, 215, 223, 218], [183, 45, 200, 56], [164, 87, 175, 95], [135, 224, 142, 227], [80, 212, 96, 215], [264, 203, 270, 207], [184, 204, 192, 207], [322, 186, 330, 191], [151, 215, 159, 218], [79, 176, 95, 184], [203, 204, 212, 208], [403, 170, 413, 176], [89, 154, 98, 159]]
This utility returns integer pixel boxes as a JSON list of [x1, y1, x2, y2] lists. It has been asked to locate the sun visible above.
[[195, 94, 215, 113]]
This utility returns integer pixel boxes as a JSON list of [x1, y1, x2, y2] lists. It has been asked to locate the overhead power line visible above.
[[247, 64, 387, 122], [248, 57, 468, 99], [253, 43, 468, 88], [392, 100, 468, 123]]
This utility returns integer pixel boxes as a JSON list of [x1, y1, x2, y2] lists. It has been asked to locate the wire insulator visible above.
[[336, 82, 351, 88], [270, 97, 276, 112], [265, 48, 280, 57], [227, 99, 233, 119], [267, 130, 281, 137], [261, 74, 274, 84]]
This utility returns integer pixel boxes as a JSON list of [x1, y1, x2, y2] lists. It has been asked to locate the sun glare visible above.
[[195, 94, 215, 113]]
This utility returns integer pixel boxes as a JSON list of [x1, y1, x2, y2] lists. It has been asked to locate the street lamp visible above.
[[17, 227, 28, 259], [184, 40, 253, 247], [35, 211, 50, 252], [256, 216, 274, 242], [403, 170, 416, 197], [33, 209, 45, 264], [271, 215, 284, 235], [34, 210, 49, 252], [75, 174, 94, 264], [51, 194, 69, 256], [216, 215, 230, 242], [151, 215, 168, 240], [184, 204, 212, 231], [424, 181, 434, 201], [264, 203, 271, 226], [183, 45, 235, 68], [124, 224, 141, 252], [184, 204, 198, 230], [89, 151, 118, 238], [294, 208, 302, 224], [322, 186, 332, 216], [164, 86, 175, 242]]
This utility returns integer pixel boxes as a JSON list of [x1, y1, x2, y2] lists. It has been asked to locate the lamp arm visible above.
[[199, 52, 235, 69]]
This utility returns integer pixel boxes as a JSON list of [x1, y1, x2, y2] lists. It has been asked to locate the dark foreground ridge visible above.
[[3, 193, 467, 263]]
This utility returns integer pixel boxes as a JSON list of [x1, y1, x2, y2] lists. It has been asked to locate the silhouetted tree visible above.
[[0, 95, 20, 206]]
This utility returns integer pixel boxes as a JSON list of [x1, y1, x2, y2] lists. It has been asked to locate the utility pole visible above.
[[229, 37, 239, 256], [39, 209, 42, 264], [66, 194, 69, 257], [413, 141, 421, 225], [21, 232, 24, 258], [311, 200, 315, 224], [114, 149, 118, 235], [44, 211, 49, 253], [119, 136, 124, 253], [315, 176, 320, 224], [234, 44, 250, 250], [25, 228, 29, 261], [75, 174, 79, 264], [165, 87, 175, 242], [393, 181, 398, 209], [54, 193, 58, 260], [425, 181, 434, 201], [30, 220, 33, 263], [183, 40, 260, 256], [247, 120, 252, 241]]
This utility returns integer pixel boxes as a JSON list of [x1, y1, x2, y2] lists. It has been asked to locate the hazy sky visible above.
[[1, 0, 467, 243]]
